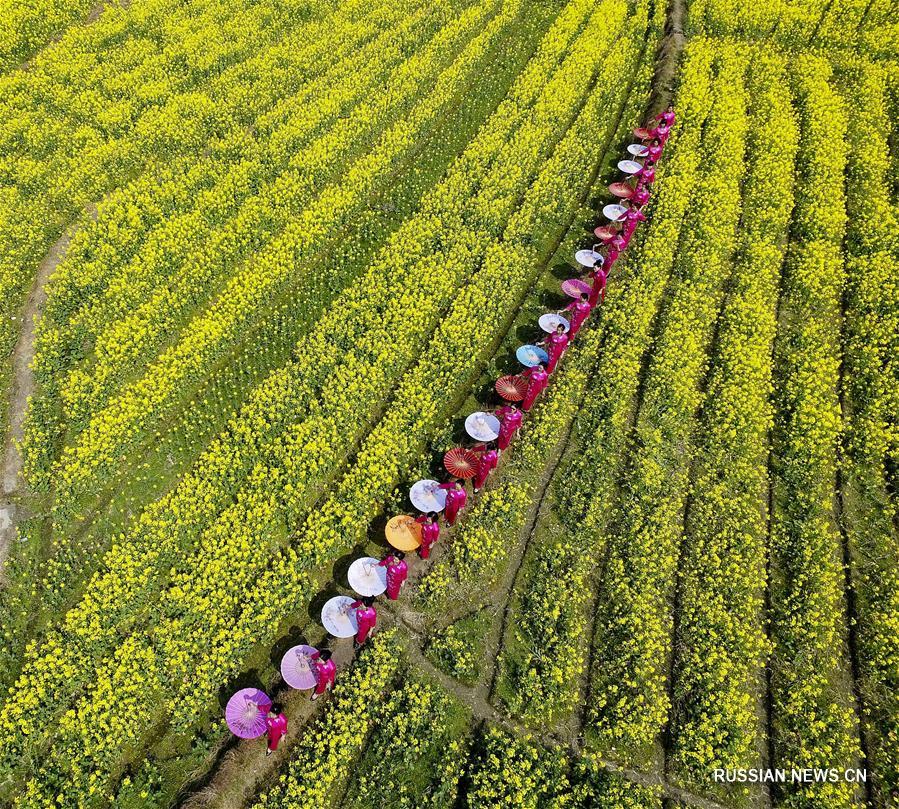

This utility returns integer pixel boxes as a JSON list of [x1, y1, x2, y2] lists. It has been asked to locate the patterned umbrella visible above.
[[516, 344, 549, 368], [593, 225, 617, 242], [495, 375, 527, 401], [444, 447, 479, 479], [225, 688, 271, 739], [633, 126, 652, 140], [385, 514, 422, 551], [348, 556, 388, 597], [562, 278, 591, 298], [608, 181, 634, 199], [280, 645, 318, 690], [628, 143, 649, 157]]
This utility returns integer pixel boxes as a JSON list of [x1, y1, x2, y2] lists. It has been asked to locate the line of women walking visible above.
[[225, 104, 676, 755]]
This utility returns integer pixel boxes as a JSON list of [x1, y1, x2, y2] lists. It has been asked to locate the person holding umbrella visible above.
[[349, 596, 377, 649], [646, 137, 663, 165], [415, 512, 440, 558], [472, 442, 498, 494], [632, 182, 650, 208], [265, 704, 287, 756], [495, 403, 523, 451], [559, 292, 593, 338], [638, 161, 656, 186], [521, 363, 549, 412], [538, 322, 569, 373], [310, 649, 335, 701], [377, 550, 408, 600], [437, 479, 467, 526], [654, 103, 675, 128], [589, 263, 607, 307]]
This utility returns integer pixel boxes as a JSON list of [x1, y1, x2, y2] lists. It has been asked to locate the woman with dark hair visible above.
[[538, 322, 569, 374], [472, 442, 498, 494], [494, 402, 522, 452], [437, 479, 467, 526], [310, 649, 335, 701], [350, 596, 377, 649], [415, 511, 440, 558], [521, 363, 548, 412], [265, 704, 287, 756], [378, 550, 408, 600]]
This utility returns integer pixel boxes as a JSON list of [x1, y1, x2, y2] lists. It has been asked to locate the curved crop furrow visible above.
[[0, 4, 620, 800]]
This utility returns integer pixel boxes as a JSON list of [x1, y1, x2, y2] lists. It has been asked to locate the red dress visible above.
[[265, 713, 287, 752], [589, 267, 607, 307], [522, 366, 548, 411], [564, 300, 593, 337], [378, 557, 408, 600], [473, 448, 498, 490], [437, 483, 467, 525], [543, 331, 569, 373], [496, 406, 522, 450], [351, 601, 377, 644], [415, 516, 440, 558], [311, 653, 336, 696]]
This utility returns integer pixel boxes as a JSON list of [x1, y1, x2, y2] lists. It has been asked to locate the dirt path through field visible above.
[[0, 226, 77, 569]]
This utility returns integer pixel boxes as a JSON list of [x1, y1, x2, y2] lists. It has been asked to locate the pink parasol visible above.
[[225, 688, 272, 739], [633, 126, 652, 140], [608, 182, 634, 199], [280, 645, 319, 690], [495, 375, 527, 402], [562, 278, 592, 298], [593, 225, 617, 242], [444, 447, 479, 479]]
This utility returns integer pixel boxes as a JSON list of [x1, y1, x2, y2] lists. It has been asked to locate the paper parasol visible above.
[[593, 225, 617, 242], [516, 344, 549, 368], [321, 595, 358, 638], [603, 204, 628, 222], [385, 514, 422, 551], [226, 688, 272, 739], [618, 159, 643, 175], [280, 645, 319, 690], [633, 126, 652, 140], [575, 248, 603, 268], [495, 374, 527, 401], [627, 143, 649, 157], [608, 181, 634, 199], [348, 556, 388, 596], [410, 479, 447, 512], [562, 278, 592, 298], [464, 412, 501, 442], [444, 447, 479, 479], [538, 313, 570, 333]]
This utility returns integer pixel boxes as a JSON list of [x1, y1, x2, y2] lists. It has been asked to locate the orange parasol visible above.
[[385, 514, 422, 551]]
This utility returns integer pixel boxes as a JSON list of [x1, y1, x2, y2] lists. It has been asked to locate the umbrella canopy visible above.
[[593, 225, 617, 242], [627, 143, 649, 157], [385, 514, 422, 551], [348, 556, 388, 597], [608, 181, 634, 199], [516, 344, 549, 368], [562, 278, 592, 298], [538, 313, 570, 333], [575, 248, 603, 268], [603, 204, 628, 222], [465, 412, 501, 442], [226, 688, 272, 739], [444, 447, 479, 479], [633, 126, 652, 140], [618, 159, 643, 175], [280, 645, 319, 690], [410, 479, 447, 513], [321, 595, 358, 638], [495, 374, 527, 402]]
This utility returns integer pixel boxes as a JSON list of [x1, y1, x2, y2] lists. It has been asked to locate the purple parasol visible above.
[[562, 278, 592, 298], [281, 645, 319, 690], [225, 688, 272, 739]]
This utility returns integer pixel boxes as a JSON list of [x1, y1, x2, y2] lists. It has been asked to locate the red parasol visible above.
[[495, 374, 527, 402], [608, 182, 634, 199], [593, 225, 617, 242], [562, 278, 592, 298], [444, 447, 479, 479], [633, 126, 652, 140]]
